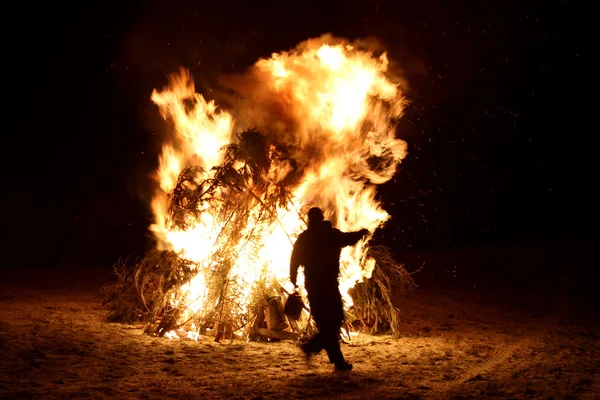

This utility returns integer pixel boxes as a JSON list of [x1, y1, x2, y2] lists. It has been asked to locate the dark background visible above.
[[3, 0, 595, 300]]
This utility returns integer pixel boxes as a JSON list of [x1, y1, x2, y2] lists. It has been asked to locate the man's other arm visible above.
[[289, 234, 305, 289]]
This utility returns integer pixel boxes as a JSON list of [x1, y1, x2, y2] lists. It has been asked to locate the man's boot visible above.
[[334, 361, 353, 371]]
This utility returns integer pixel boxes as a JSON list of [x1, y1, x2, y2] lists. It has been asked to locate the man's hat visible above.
[[307, 207, 324, 224]]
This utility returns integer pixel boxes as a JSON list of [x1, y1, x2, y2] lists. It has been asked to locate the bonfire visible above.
[[104, 35, 415, 342]]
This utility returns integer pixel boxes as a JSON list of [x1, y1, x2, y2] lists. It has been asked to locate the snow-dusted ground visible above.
[[1, 266, 598, 399]]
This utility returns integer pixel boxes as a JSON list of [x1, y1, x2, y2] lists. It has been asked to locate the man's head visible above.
[[307, 207, 324, 227]]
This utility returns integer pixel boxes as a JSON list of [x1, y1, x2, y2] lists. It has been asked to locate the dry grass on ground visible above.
[[1, 266, 598, 399]]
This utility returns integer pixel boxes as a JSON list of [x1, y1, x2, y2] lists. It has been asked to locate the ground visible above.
[[1, 266, 599, 399]]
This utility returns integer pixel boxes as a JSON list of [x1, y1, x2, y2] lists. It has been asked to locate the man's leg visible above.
[[320, 292, 352, 370], [322, 327, 345, 364], [302, 331, 324, 355], [302, 294, 327, 357]]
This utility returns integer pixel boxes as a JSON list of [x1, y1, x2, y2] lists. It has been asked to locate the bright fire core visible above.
[[149, 35, 408, 337]]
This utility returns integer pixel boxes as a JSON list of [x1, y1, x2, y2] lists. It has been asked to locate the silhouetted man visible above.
[[290, 207, 368, 371]]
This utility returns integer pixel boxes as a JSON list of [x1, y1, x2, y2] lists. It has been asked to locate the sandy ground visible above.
[[1, 266, 599, 399]]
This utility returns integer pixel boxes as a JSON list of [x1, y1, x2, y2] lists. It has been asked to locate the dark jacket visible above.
[[290, 221, 366, 292]]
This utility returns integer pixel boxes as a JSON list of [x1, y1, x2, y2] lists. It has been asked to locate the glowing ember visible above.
[[149, 35, 407, 338]]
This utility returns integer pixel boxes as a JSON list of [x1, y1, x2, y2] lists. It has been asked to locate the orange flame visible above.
[[149, 35, 407, 337]]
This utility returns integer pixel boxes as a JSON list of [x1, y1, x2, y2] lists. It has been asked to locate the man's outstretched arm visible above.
[[337, 228, 369, 247]]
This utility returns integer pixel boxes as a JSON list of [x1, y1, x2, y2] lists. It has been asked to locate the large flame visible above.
[[149, 35, 407, 336]]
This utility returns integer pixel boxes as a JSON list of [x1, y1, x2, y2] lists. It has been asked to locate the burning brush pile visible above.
[[104, 35, 415, 342]]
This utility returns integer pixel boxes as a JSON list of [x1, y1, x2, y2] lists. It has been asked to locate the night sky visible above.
[[3, 0, 594, 276]]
